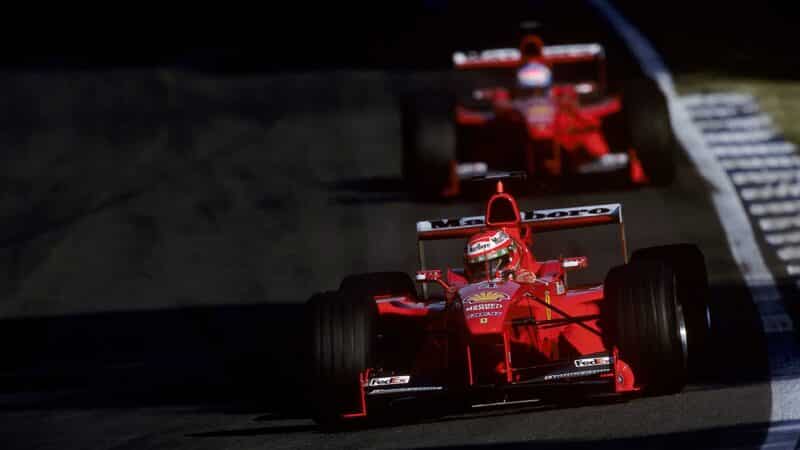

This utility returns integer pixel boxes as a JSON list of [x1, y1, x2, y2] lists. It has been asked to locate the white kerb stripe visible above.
[[750, 201, 800, 216], [740, 183, 800, 202], [704, 129, 780, 146], [759, 216, 800, 232], [777, 246, 800, 261], [721, 156, 800, 170], [682, 93, 755, 106], [689, 104, 760, 119], [765, 231, 800, 246], [695, 114, 773, 131], [733, 170, 800, 186], [712, 142, 795, 158]]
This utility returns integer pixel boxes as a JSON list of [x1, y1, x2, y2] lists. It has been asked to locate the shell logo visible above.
[[466, 291, 509, 303]]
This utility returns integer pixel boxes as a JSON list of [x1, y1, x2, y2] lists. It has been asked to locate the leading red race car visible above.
[[306, 179, 709, 425], [401, 34, 675, 198]]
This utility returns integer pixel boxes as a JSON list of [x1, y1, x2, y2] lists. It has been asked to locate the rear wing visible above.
[[452, 44, 605, 70], [417, 203, 622, 240]]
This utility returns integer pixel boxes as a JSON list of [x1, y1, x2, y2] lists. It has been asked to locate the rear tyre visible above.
[[622, 79, 676, 185], [603, 260, 687, 395], [631, 244, 710, 376], [401, 94, 457, 199], [306, 290, 378, 425]]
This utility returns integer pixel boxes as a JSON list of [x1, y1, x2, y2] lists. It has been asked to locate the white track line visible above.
[[589, 1, 800, 448]]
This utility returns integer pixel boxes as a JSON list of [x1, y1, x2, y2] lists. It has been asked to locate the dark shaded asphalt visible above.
[[0, 1, 781, 449]]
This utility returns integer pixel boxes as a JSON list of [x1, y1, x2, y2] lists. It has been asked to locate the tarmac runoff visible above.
[[590, 0, 800, 448]]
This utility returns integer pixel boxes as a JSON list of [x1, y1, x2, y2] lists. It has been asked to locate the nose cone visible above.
[[459, 281, 520, 335]]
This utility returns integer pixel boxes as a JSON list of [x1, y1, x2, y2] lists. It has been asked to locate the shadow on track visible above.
[[0, 275, 772, 419], [411, 420, 796, 450]]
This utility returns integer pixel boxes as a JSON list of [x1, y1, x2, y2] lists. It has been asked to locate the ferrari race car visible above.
[[401, 34, 675, 198], [306, 179, 709, 425]]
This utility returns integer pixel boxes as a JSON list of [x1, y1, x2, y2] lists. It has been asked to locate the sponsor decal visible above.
[[556, 281, 566, 295], [368, 375, 411, 387], [523, 207, 612, 220], [491, 231, 509, 244], [466, 291, 509, 303], [468, 311, 503, 320], [468, 241, 492, 253], [418, 205, 618, 232], [465, 303, 503, 312], [467, 231, 510, 256], [527, 104, 553, 117], [545, 290, 552, 321], [543, 368, 609, 381], [518, 62, 551, 87], [480, 318, 489, 324], [574, 356, 611, 368]]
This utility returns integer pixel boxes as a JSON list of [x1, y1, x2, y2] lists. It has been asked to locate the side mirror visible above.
[[562, 256, 588, 270], [415, 269, 451, 292], [416, 269, 443, 283]]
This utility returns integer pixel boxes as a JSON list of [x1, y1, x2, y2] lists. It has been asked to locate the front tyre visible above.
[[631, 244, 710, 376], [306, 290, 378, 424], [603, 260, 687, 395]]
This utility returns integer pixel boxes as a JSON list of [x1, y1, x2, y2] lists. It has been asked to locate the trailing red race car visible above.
[[306, 178, 709, 425], [402, 34, 675, 197]]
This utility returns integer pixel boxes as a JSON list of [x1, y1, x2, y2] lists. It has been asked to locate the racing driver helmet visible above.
[[465, 229, 522, 282], [515, 61, 552, 98]]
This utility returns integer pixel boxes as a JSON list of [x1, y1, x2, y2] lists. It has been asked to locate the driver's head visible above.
[[515, 62, 552, 98], [465, 229, 521, 282]]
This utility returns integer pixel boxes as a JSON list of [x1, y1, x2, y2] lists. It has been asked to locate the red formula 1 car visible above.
[[401, 35, 675, 197], [306, 179, 709, 424]]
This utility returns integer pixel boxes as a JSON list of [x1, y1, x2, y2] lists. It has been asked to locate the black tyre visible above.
[[603, 260, 687, 395], [306, 290, 378, 424], [631, 244, 711, 375], [622, 79, 676, 185], [401, 94, 457, 198], [339, 271, 417, 299]]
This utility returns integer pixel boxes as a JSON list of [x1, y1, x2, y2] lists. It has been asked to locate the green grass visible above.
[[676, 74, 800, 144]]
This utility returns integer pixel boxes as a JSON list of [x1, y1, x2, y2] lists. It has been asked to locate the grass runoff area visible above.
[[614, 1, 800, 142]]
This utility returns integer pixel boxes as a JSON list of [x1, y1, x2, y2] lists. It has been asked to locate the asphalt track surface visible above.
[[0, 2, 795, 450]]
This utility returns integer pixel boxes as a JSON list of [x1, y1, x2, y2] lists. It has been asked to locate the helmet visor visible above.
[[466, 251, 511, 282]]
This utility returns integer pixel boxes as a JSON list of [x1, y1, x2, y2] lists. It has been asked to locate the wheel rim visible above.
[[673, 279, 689, 370]]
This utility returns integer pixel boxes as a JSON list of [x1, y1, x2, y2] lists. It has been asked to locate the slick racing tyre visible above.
[[603, 260, 687, 395], [401, 94, 457, 199], [306, 290, 378, 425], [631, 244, 710, 376], [622, 79, 676, 185]]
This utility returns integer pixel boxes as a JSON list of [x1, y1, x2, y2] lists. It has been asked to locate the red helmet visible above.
[[464, 229, 521, 282]]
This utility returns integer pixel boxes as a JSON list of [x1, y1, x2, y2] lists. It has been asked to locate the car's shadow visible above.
[[0, 279, 773, 422]]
